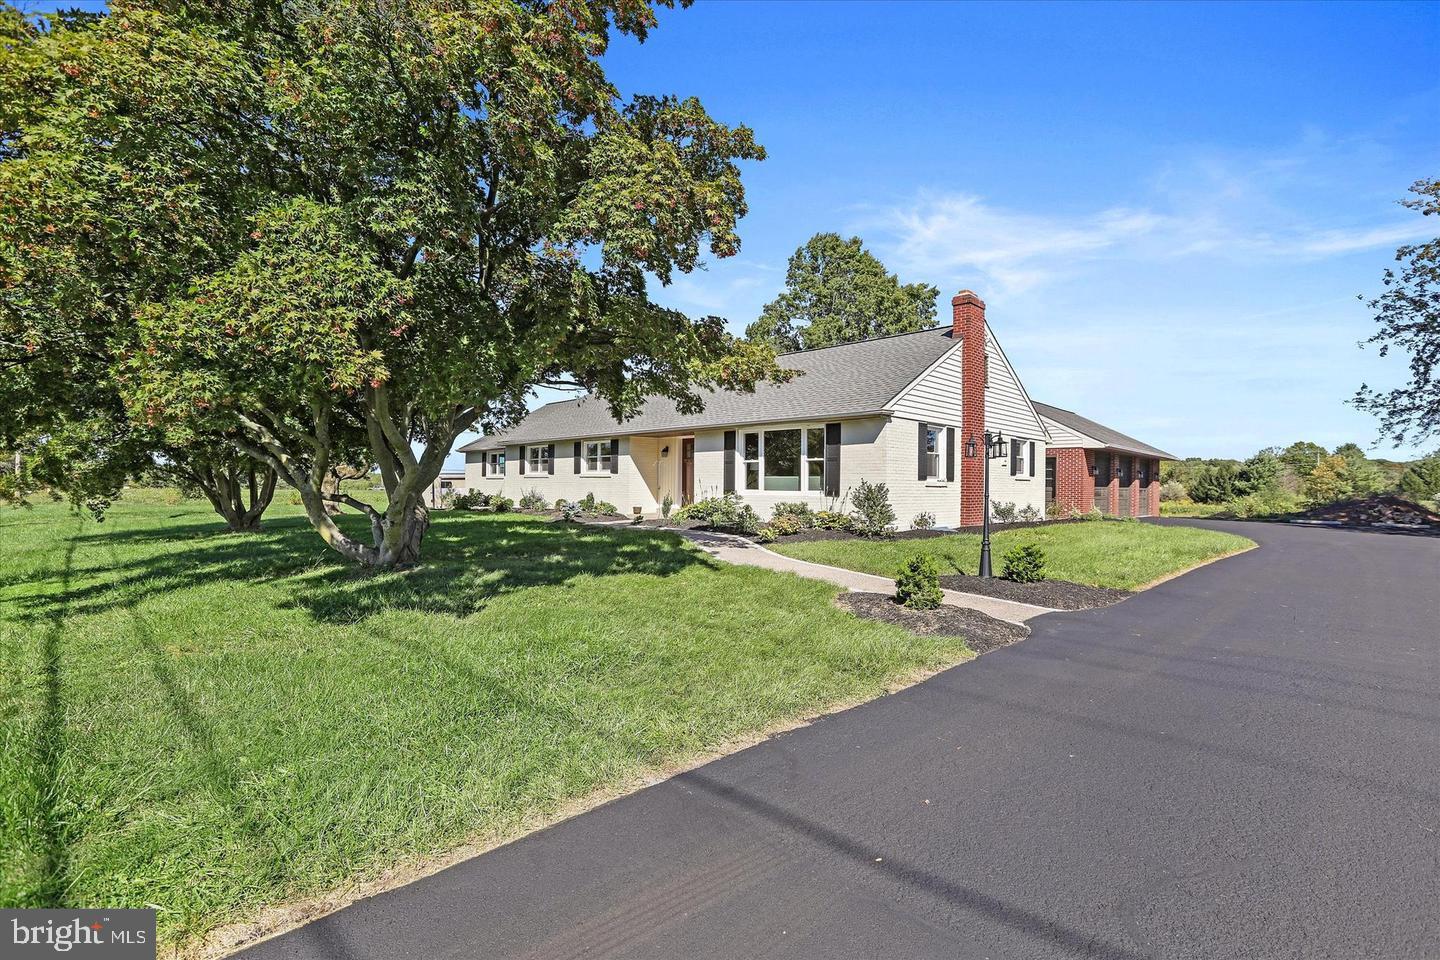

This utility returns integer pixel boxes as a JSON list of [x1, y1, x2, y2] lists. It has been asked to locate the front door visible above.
[[1117, 456, 1133, 516], [681, 438, 695, 505]]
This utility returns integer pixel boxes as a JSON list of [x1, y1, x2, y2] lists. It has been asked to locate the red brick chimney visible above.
[[954, 290, 987, 526]]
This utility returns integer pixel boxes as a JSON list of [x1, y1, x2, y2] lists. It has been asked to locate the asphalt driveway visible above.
[[239, 519, 1440, 960]]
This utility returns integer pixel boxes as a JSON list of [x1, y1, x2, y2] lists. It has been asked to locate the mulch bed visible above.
[[753, 516, 1104, 544], [1296, 495, 1440, 531], [836, 592, 1029, 654], [939, 574, 1130, 610]]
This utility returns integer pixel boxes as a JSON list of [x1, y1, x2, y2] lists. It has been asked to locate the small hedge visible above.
[[895, 555, 943, 609], [1000, 544, 1046, 583]]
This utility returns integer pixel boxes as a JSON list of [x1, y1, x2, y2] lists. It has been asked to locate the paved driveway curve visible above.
[[239, 520, 1440, 960]]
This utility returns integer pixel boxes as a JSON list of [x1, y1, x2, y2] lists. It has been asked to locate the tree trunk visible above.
[[192, 460, 277, 533]]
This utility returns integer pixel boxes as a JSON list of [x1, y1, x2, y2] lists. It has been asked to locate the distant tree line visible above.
[[1162, 441, 1440, 515]]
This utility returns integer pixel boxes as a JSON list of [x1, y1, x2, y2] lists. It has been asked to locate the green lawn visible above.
[[771, 519, 1254, 590], [0, 495, 973, 950]]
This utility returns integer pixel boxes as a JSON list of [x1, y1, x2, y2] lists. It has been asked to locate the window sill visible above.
[[579, 472, 614, 478], [924, 480, 949, 488]]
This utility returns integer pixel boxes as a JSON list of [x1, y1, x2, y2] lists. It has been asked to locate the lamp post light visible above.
[[969, 430, 1004, 577]]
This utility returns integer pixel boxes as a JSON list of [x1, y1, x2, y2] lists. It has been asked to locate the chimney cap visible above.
[[952, 289, 985, 306]]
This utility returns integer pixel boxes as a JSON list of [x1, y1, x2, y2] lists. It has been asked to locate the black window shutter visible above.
[[946, 427, 956, 482], [610, 437, 620, 474], [573, 441, 581, 473], [824, 423, 841, 497], [723, 430, 736, 493], [547, 443, 555, 474], [1010, 439, 1021, 476], [1029, 441, 1036, 477], [480, 455, 487, 478], [519, 445, 526, 474], [917, 421, 929, 481]]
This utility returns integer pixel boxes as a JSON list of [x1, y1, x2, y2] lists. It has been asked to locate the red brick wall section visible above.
[[1047, 446, 1092, 515], [954, 291, 987, 526]]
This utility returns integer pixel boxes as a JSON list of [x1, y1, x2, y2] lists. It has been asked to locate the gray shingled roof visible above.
[[458, 327, 959, 451], [1033, 402, 1176, 460]]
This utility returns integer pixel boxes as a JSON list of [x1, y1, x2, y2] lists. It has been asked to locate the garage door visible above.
[[1093, 452, 1111, 513], [1117, 456, 1133, 516]]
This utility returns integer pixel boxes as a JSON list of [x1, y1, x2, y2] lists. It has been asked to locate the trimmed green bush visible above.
[[911, 511, 935, 530], [850, 479, 896, 537], [518, 489, 548, 511], [1000, 544, 1046, 583], [767, 514, 807, 537], [895, 555, 943, 610], [771, 502, 815, 527]]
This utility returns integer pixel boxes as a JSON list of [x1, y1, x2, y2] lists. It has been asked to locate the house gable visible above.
[[983, 328, 1047, 440], [886, 339, 966, 425]]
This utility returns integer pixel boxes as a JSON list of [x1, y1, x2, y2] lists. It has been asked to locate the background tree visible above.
[[1397, 453, 1440, 502], [745, 233, 938, 351], [1278, 441, 1327, 477], [3, 0, 781, 568], [1304, 455, 1355, 504], [1354, 178, 1439, 445]]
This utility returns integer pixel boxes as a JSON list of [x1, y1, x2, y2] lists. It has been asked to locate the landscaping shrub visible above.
[[1160, 480, 1187, 502], [674, 493, 759, 534], [1045, 500, 1079, 521], [1000, 544, 1047, 583], [578, 492, 597, 512], [593, 500, 619, 515], [813, 510, 854, 532], [661, 492, 675, 519], [850, 479, 896, 537], [766, 514, 807, 537], [559, 501, 583, 522], [771, 502, 815, 527], [453, 491, 488, 510], [518, 489, 549, 511], [489, 495, 513, 513], [991, 501, 1018, 523], [1224, 488, 1303, 518], [1017, 504, 1041, 522], [756, 527, 778, 543], [894, 555, 943, 610], [911, 511, 935, 530]]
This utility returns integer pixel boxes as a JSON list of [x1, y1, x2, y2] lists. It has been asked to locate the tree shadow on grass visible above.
[[12, 514, 720, 627]]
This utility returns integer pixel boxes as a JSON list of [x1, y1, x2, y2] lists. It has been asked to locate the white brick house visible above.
[[458, 292, 1055, 526]]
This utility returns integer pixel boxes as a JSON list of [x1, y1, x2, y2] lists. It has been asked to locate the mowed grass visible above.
[[771, 519, 1254, 590], [0, 495, 973, 949]]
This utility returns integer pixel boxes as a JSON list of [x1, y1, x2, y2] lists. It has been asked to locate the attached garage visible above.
[[1034, 403, 1176, 518]]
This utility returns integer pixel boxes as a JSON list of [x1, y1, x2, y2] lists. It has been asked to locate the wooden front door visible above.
[[681, 438, 695, 505]]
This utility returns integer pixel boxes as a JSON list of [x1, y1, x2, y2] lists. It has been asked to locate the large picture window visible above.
[[742, 426, 827, 493], [583, 440, 614, 474]]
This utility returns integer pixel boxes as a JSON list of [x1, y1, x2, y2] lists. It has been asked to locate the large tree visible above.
[[745, 233, 938, 351], [1355, 178, 1440, 446], [2, 0, 780, 567]]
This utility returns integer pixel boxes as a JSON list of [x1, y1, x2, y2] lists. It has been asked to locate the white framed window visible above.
[[488, 451, 505, 475], [924, 426, 942, 481], [583, 439, 615, 474], [527, 445, 549, 472], [1013, 439, 1028, 477], [741, 426, 827, 493]]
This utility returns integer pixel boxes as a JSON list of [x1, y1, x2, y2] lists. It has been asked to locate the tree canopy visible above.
[[1355, 177, 1440, 446], [745, 233, 938, 351], [1, 0, 781, 566]]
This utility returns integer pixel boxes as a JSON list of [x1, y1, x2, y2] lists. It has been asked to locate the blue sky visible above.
[[582, 0, 1438, 462], [33, 0, 1440, 462]]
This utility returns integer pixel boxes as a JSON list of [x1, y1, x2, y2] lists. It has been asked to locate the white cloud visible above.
[[859, 137, 1430, 294]]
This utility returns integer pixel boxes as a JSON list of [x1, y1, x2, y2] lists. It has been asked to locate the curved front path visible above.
[[239, 520, 1440, 960]]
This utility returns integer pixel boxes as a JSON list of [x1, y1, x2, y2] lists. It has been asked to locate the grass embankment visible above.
[[770, 519, 1254, 590], [0, 495, 973, 950]]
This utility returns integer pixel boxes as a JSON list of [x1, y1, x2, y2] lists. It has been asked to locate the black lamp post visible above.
[[978, 430, 1004, 577]]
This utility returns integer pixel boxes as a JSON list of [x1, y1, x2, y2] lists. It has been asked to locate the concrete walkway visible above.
[[675, 528, 1055, 624]]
